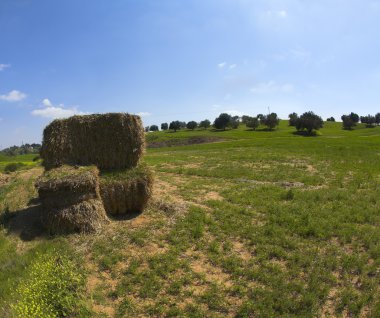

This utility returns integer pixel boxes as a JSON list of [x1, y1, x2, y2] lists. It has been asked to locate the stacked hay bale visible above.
[[38, 113, 153, 233], [36, 165, 108, 234], [41, 113, 145, 170], [99, 164, 154, 216]]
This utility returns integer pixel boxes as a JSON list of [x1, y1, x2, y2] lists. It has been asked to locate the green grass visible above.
[[0, 153, 39, 172], [1, 121, 380, 317]]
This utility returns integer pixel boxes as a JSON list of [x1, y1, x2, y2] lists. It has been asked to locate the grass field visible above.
[[1, 121, 380, 317]]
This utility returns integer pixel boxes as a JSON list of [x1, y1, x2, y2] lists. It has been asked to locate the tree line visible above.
[[145, 111, 380, 135], [0, 143, 41, 156]]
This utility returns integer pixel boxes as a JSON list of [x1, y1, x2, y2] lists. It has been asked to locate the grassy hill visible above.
[[1, 122, 380, 317]]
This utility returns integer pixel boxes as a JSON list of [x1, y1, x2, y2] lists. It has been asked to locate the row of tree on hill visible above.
[[338, 112, 380, 130], [145, 111, 379, 135], [0, 143, 41, 156], [145, 113, 282, 133]]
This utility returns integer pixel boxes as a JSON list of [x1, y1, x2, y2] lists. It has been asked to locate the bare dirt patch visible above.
[[187, 250, 234, 288], [204, 191, 224, 201], [0, 173, 10, 187], [232, 241, 253, 261]]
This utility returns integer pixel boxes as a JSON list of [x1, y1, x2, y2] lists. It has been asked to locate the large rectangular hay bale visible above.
[[36, 165, 109, 233], [41, 113, 145, 170], [36, 165, 100, 208], [42, 199, 108, 234], [99, 164, 154, 215]]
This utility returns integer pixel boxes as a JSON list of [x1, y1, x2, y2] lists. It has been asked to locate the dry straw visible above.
[[36, 165, 108, 233], [40, 113, 145, 170], [41, 199, 108, 234], [99, 164, 154, 215]]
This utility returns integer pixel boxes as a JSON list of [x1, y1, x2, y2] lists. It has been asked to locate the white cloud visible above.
[[229, 64, 237, 70], [212, 104, 221, 110], [250, 81, 294, 94], [277, 10, 288, 18], [136, 112, 151, 117], [0, 64, 10, 71], [0, 90, 27, 102], [42, 98, 52, 107], [218, 62, 226, 68], [267, 10, 288, 18], [31, 99, 86, 119]]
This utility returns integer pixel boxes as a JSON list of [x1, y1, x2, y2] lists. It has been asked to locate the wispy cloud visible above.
[[136, 112, 151, 117], [218, 62, 226, 68], [31, 98, 87, 119], [250, 81, 294, 94], [42, 98, 53, 107], [0, 64, 11, 71], [266, 10, 288, 18], [229, 64, 237, 70], [0, 90, 27, 102]]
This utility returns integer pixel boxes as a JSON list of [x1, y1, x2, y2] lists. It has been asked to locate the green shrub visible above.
[[11, 251, 90, 318], [4, 162, 25, 173]]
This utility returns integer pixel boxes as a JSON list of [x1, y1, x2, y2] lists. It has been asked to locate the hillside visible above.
[[1, 122, 380, 317]]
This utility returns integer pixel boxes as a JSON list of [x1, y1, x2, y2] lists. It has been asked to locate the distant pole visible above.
[[268, 106, 270, 114]]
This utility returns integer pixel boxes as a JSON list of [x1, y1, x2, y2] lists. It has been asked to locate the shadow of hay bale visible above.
[[107, 210, 143, 221], [4, 204, 46, 241]]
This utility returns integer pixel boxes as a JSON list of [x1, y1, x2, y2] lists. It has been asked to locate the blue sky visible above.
[[1, 0, 380, 147]]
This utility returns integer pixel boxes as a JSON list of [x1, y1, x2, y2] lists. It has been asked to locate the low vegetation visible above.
[[1, 120, 379, 317]]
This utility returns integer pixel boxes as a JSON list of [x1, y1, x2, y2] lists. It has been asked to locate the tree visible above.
[[246, 117, 259, 130], [295, 111, 323, 135], [348, 112, 360, 124], [230, 116, 240, 129], [375, 113, 380, 125], [144, 126, 149, 132], [326, 117, 335, 122], [257, 114, 264, 120], [186, 121, 198, 130], [213, 113, 231, 130], [360, 115, 376, 127], [341, 113, 359, 130], [241, 115, 251, 124], [199, 119, 211, 129], [288, 113, 298, 126], [341, 115, 355, 130], [161, 123, 168, 131], [261, 113, 279, 130], [149, 125, 159, 132], [179, 121, 187, 129], [169, 121, 181, 132]]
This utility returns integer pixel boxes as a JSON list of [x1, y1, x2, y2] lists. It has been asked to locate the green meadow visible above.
[[1, 120, 380, 317]]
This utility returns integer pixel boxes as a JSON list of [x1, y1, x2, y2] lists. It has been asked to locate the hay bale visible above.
[[99, 164, 154, 215], [36, 165, 108, 233], [41, 113, 145, 170], [41, 199, 108, 234], [36, 165, 100, 208]]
